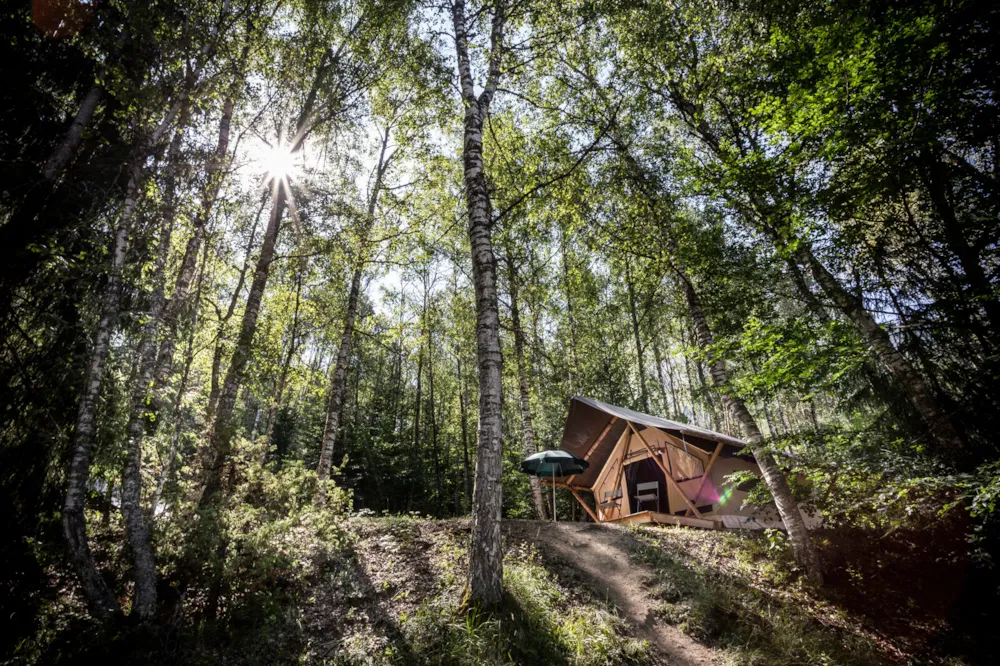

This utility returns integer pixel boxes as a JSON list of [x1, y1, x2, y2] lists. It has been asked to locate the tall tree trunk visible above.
[[680, 271, 822, 585], [625, 262, 649, 411], [793, 243, 967, 461], [151, 227, 209, 519], [62, 92, 185, 618], [411, 327, 425, 508], [119, 107, 192, 621], [561, 228, 581, 390], [429, 321, 443, 513], [457, 348, 472, 512], [265, 263, 305, 448], [155, 95, 237, 391], [207, 194, 267, 418], [201, 179, 287, 508], [651, 336, 670, 415], [316, 264, 364, 499], [63, 197, 130, 620], [506, 252, 547, 520], [43, 82, 104, 181], [316, 131, 390, 501], [663, 318, 682, 417], [452, 0, 506, 605], [920, 149, 1000, 338]]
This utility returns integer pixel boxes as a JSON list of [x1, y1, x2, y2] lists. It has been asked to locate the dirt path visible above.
[[508, 521, 721, 666]]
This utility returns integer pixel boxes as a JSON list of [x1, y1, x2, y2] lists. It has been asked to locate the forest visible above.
[[1, 0, 998, 664]]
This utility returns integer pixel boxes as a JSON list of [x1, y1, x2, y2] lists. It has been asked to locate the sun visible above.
[[263, 143, 298, 182]]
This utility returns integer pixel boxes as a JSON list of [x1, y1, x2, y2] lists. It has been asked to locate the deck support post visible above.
[[569, 487, 599, 522]]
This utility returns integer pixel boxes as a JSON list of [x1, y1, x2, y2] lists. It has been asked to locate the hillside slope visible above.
[[24, 517, 984, 665]]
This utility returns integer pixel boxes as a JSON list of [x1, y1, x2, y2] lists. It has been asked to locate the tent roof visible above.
[[555, 396, 746, 488]]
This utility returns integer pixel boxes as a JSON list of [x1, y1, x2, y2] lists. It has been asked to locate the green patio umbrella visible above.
[[520, 450, 589, 521]]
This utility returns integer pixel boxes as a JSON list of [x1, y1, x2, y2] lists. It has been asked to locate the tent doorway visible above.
[[624, 458, 668, 514]]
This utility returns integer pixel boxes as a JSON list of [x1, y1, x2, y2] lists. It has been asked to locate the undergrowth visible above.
[[628, 526, 894, 666], [396, 540, 652, 666]]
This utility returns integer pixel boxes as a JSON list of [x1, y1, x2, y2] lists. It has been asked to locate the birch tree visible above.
[[449, 0, 508, 605]]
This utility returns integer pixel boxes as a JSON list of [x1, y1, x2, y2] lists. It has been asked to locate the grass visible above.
[[331, 519, 652, 666], [398, 540, 652, 666], [624, 525, 920, 666], [15, 514, 987, 665]]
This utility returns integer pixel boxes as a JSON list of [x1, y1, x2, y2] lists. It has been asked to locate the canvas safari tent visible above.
[[544, 396, 819, 530]]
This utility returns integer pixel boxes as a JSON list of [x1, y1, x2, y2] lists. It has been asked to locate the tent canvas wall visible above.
[[546, 396, 820, 530]]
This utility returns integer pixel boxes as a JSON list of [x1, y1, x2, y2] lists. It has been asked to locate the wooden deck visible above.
[[605, 510, 721, 530]]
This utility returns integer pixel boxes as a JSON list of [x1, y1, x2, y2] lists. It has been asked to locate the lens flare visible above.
[[264, 144, 297, 182]]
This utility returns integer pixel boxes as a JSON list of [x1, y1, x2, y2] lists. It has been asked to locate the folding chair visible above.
[[599, 488, 623, 517], [634, 481, 660, 512]]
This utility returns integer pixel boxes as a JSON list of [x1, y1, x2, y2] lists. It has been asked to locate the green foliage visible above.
[[1, 0, 999, 662]]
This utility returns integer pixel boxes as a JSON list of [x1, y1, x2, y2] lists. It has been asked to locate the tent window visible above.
[[667, 446, 705, 481]]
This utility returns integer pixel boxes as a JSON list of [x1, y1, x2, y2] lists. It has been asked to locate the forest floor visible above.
[[284, 517, 980, 666], [507, 521, 719, 665], [23, 516, 987, 665]]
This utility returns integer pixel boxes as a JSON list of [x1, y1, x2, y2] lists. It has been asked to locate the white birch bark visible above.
[[62, 184, 133, 621], [680, 272, 823, 586], [62, 92, 187, 619], [43, 82, 104, 182], [452, 0, 507, 605], [119, 110, 192, 620]]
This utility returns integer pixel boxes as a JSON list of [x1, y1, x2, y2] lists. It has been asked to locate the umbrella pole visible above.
[[553, 464, 560, 522]]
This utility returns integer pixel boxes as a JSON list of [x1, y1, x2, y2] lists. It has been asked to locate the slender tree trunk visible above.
[[506, 256, 547, 519], [63, 171, 140, 620], [561, 228, 581, 390], [316, 133, 390, 501], [101, 480, 114, 530], [506, 253, 547, 520], [652, 335, 670, 416], [201, 179, 286, 508], [155, 96, 237, 391], [62, 102, 179, 617], [680, 272, 822, 585], [265, 264, 304, 447], [43, 82, 104, 181], [119, 110, 191, 621], [207, 196, 265, 417], [663, 318, 681, 417], [680, 324, 699, 425], [778, 402, 791, 435], [920, 150, 1000, 338], [411, 329, 425, 506], [315, 266, 363, 498], [429, 322, 443, 513], [625, 262, 649, 411], [151, 229, 209, 519], [457, 349, 472, 512], [453, 0, 506, 605], [794, 243, 967, 461]]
